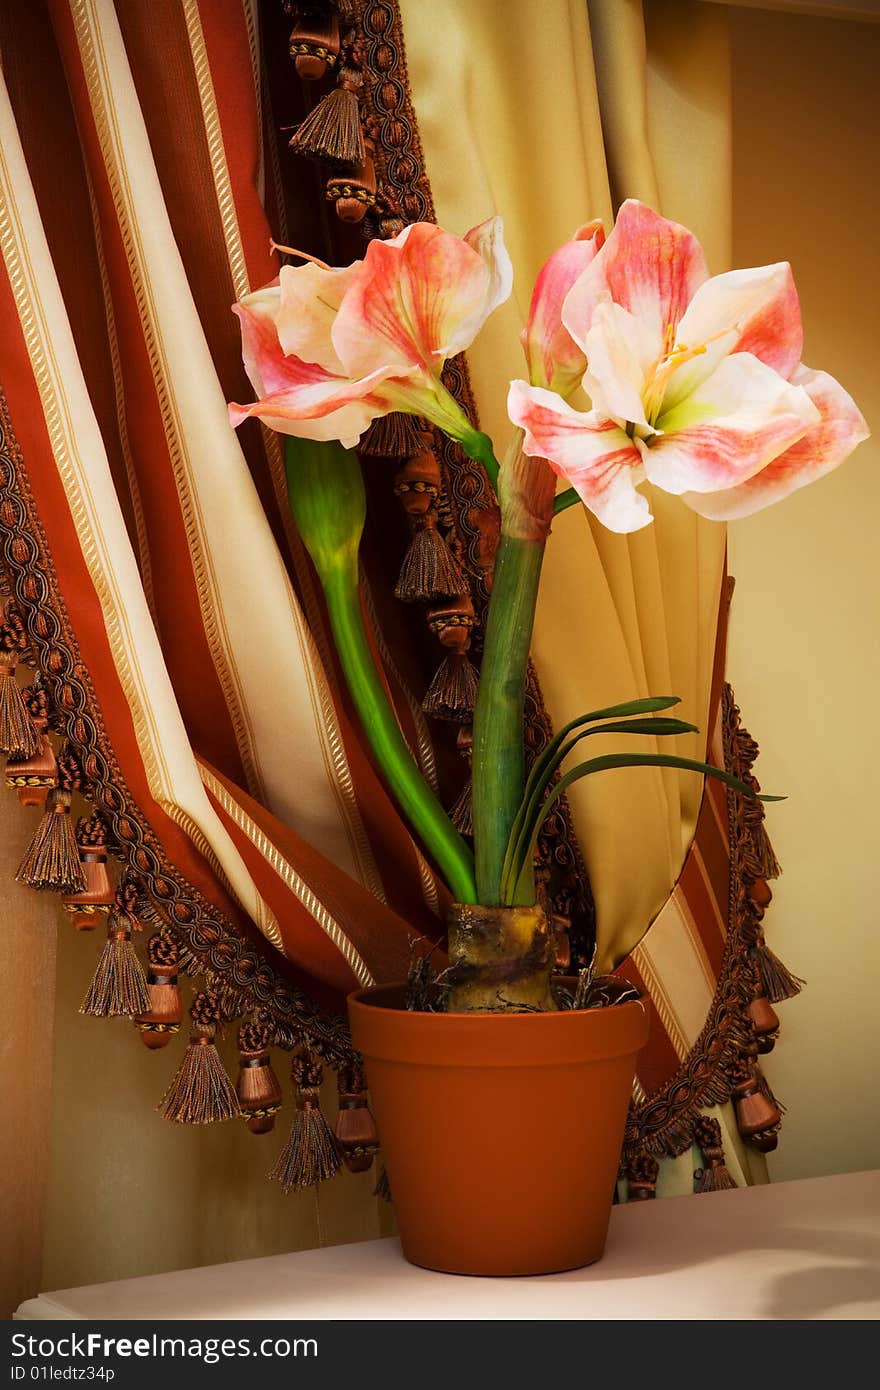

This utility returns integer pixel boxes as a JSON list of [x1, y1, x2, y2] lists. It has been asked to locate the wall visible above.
[[727, 7, 880, 1179]]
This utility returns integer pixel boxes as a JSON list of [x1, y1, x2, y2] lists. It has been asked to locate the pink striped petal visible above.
[[663, 262, 803, 408], [227, 361, 409, 448], [642, 352, 820, 495], [522, 221, 605, 394], [332, 222, 500, 378], [562, 200, 709, 356], [681, 365, 870, 519], [508, 380, 651, 533], [230, 302, 415, 446]]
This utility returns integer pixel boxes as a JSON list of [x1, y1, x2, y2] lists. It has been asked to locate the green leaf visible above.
[[500, 716, 699, 900], [504, 752, 770, 906], [499, 697, 686, 901], [523, 696, 682, 817]]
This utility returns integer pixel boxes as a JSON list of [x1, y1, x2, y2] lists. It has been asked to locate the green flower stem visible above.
[[471, 436, 556, 905], [553, 485, 579, 514], [460, 429, 501, 491], [285, 437, 477, 905]]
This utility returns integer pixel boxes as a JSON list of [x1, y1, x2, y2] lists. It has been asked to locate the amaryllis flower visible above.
[[508, 200, 868, 532], [521, 220, 605, 396], [228, 219, 512, 451]]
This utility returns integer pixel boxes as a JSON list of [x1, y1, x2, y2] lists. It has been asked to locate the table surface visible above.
[[16, 1169, 880, 1321]]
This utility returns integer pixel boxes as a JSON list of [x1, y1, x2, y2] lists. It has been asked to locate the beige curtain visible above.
[[401, 0, 732, 970]]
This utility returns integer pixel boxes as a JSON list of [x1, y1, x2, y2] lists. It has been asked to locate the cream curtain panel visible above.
[[402, 0, 732, 970]]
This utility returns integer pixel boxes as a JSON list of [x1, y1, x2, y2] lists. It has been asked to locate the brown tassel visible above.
[[289, 68, 364, 163], [395, 518, 465, 603], [80, 913, 151, 1018], [327, 146, 377, 224], [16, 787, 85, 892], [393, 444, 466, 602], [160, 990, 240, 1124], [6, 682, 56, 808], [731, 1059, 782, 1145], [289, 9, 340, 79], [741, 793, 781, 881], [270, 1051, 341, 1192], [335, 1061, 379, 1172], [422, 651, 479, 721], [423, 597, 477, 720], [237, 1021, 283, 1135], [373, 1164, 391, 1203], [360, 411, 424, 458], [626, 1152, 659, 1200], [754, 933, 804, 1003], [746, 960, 780, 1054], [62, 810, 115, 930], [0, 641, 38, 758], [693, 1115, 737, 1192], [134, 933, 183, 1049]]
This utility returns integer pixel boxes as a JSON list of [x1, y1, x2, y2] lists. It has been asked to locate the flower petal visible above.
[[662, 262, 803, 408], [463, 216, 515, 339], [582, 298, 657, 431], [230, 301, 416, 446], [681, 365, 869, 519], [643, 352, 820, 495], [228, 360, 408, 448], [332, 222, 497, 378], [521, 221, 605, 394], [273, 260, 360, 375], [562, 199, 709, 356], [508, 380, 651, 532]]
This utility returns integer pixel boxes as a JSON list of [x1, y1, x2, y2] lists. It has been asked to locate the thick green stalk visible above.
[[471, 437, 556, 905], [285, 437, 477, 904]]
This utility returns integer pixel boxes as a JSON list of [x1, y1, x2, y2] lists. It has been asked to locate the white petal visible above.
[[582, 299, 656, 430], [643, 352, 820, 495]]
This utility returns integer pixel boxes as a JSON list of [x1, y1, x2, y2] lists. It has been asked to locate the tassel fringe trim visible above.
[[81, 927, 151, 1018], [395, 522, 465, 603], [270, 1099, 341, 1192], [160, 1026, 241, 1125]]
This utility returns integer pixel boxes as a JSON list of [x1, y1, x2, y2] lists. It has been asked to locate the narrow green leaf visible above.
[[521, 696, 682, 825], [506, 752, 770, 905], [500, 705, 692, 901]]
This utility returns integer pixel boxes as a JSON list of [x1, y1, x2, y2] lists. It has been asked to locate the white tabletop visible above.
[[16, 1169, 880, 1321]]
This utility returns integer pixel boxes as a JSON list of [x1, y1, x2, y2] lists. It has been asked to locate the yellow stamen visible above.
[[269, 238, 332, 271], [641, 326, 733, 425]]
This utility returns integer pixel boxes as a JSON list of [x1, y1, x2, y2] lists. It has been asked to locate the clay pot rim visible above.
[[348, 980, 649, 1068]]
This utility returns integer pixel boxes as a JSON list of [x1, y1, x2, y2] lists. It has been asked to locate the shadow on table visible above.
[[542, 1217, 880, 1319]]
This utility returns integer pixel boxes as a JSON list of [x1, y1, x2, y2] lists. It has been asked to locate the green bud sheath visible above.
[[285, 436, 477, 905]]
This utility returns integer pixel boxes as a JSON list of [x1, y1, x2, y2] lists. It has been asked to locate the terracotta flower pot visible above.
[[347, 983, 649, 1276]]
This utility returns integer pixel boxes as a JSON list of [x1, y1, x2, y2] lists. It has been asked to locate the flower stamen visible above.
[[269, 238, 332, 271]]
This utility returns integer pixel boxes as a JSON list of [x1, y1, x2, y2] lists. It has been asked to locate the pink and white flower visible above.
[[229, 219, 512, 450], [508, 200, 868, 532]]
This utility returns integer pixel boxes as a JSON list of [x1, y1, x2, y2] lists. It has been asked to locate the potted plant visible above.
[[229, 200, 867, 1275]]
